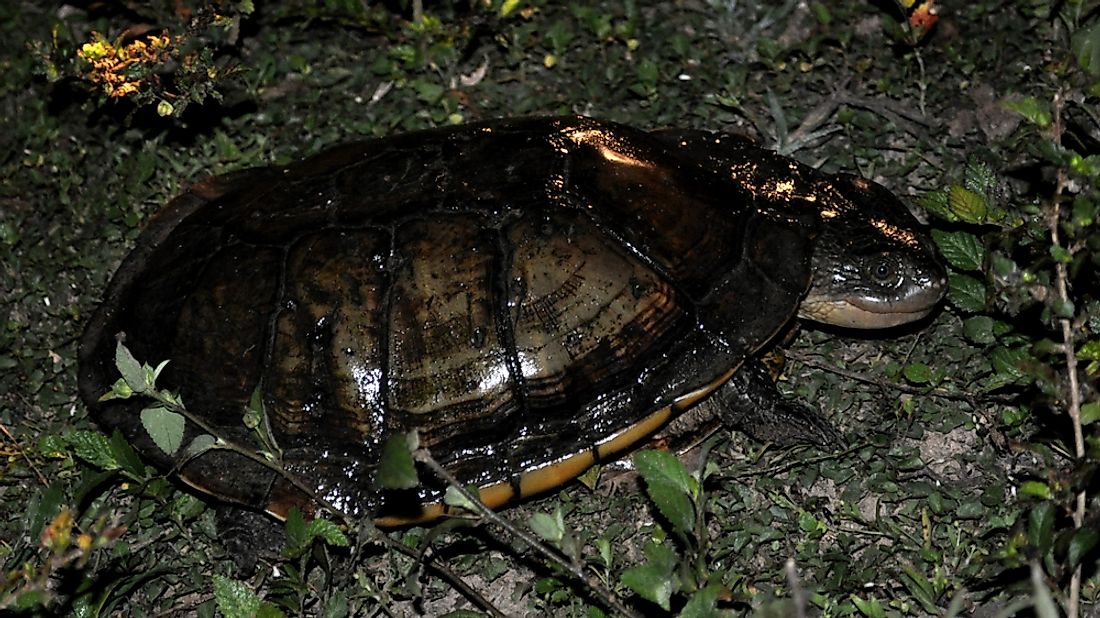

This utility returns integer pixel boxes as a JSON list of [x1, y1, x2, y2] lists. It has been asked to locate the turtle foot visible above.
[[713, 360, 845, 451]]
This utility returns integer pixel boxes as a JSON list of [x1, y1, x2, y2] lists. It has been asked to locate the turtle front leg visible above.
[[713, 360, 845, 449], [216, 506, 289, 575]]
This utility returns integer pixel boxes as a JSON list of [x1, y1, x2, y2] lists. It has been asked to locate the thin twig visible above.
[[0, 419, 49, 486], [1046, 88, 1085, 618], [413, 448, 643, 618], [141, 390, 505, 615], [124, 376, 514, 611], [913, 49, 928, 118], [727, 443, 852, 481], [148, 593, 216, 618], [372, 532, 508, 618], [785, 559, 807, 618], [787, 351, 1017, 406], [149, 391, 354, 526]]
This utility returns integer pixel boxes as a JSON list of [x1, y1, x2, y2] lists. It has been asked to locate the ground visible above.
[[1, 1, 1097, 616]]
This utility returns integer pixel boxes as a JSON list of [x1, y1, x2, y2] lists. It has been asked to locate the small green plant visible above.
[[64, 343, 351, 615], [916, 8, 1100, 612], [515, 442, 735, 616], [621, 447, 731, 614], [0, 505, 126, 611]]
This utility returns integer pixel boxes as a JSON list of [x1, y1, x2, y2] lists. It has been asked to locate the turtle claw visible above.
[[713, 360, 845, 451], [216, 506, 287, 576], [748, 399, 847, 451]]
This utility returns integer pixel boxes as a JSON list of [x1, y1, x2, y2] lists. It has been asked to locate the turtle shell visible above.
[[78, 116, 822, 523]]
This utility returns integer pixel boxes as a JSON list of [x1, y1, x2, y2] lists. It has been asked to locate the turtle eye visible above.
[[867, 255, 898, 284]]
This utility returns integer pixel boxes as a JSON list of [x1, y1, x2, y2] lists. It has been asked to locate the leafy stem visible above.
[[1045, 88, 1087, 618], [101, 341, 519, 617], [412, 447, 643, 618], [110, 360, 355, 528]]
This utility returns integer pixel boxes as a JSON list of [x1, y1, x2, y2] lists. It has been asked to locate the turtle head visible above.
[[798, 174, 947, 329]]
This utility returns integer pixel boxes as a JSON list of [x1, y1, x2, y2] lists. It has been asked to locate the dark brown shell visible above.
[[78, 116, 818, 521]]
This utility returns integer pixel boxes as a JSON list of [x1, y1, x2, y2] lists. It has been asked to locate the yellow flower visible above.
[[78, 40, 112, 62]]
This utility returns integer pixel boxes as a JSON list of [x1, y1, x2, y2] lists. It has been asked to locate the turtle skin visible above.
[[78, 116, 934, 523]]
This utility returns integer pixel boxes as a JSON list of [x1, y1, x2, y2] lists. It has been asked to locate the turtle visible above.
[[78, 116, 946, 525]]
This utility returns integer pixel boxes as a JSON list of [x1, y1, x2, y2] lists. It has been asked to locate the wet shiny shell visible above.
[[78, 117, 817, 522]]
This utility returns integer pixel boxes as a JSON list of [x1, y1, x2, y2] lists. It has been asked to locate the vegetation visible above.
[[1, 0, 1098, 615]]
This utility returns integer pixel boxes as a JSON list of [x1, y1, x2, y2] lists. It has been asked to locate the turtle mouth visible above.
[[799, 285, 945, 329]]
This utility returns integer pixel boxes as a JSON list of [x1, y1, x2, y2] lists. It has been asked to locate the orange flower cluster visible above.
[[76, 32, 174, 98], [907, 0, 938, 34]]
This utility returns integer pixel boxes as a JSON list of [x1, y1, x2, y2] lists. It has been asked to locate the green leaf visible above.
[[27, 482, 64, 540], [1071, 18, 1100, 78], [171, 493, 207, 521], [947, 273, 987, 313], [798, 510, 825, 534], [285, 505, 309, 555], [991, 346, 1030, 384], [15, 591, 48, 610], [544, 19, 574, 55], [919, 191, 955, 222], [962, 316, 996, 345], [140, 406, 185, 456], [414, 80, 445, 104], [1067, 527, 1099, 568], [212, 574, 261, 618], [322, 591, 348, 618], [1018, 481, 1053, 500], [68, 430, 120, 470], [1049, 244, 1072, 264], [1081, 401, 1100, 426], [256, 603, 287, 618], [1071, 195, 1099, 225], [443, 485, 478, 512], [529, 508, 565, 544], [903, 363, 933, 384], [955, 500, 985, 519], [963, 160, 998, 195], [932, 229, 985, 272], [990, 252, 1018, 279], [596, 537, 613, 569], [633, 449, 696, 535], [109, 430, 148, 478], [1001, 97, 1052, 129], [947, 185, 989, 223], [680, 584, 723, 618], [620, 541, 677, 611], [377, 432, 419, 490], [114, 342, 148, 394], [850, 595, 886, 618], [307, 518, 349, 547], [636, 58, 659, 89], [1079, 340, 1100, 360], [1051, 296, 1075, 318], [899, 564, 938, 615], [152, 359, 170, 381], [72, 469, 119, 507], [243, 384, 264, 430], [1027, 502, 1055, 554], [184, 434, 217, 459]]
